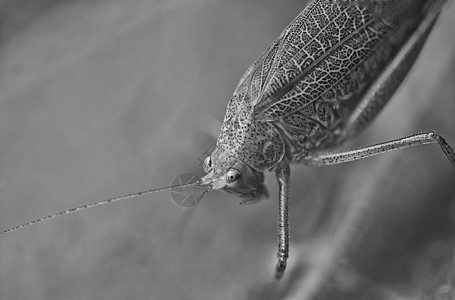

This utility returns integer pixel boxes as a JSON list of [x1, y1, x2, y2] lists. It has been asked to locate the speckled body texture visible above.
[[217, 0, 430, 171]]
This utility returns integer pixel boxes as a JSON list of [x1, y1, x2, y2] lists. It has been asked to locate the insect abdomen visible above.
[[251, 1, 439, 156]]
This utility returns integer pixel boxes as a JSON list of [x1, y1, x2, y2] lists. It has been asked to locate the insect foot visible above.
[[275, 254, 288, 280]]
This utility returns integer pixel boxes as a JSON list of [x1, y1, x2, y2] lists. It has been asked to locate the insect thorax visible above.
[[217, 97, 285, 171]]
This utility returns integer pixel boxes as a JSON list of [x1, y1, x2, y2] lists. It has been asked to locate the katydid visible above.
[[1, 0, 454, 280]]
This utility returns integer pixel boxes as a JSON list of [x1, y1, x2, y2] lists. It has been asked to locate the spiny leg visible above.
[[302, 131, 455, 167], [275, 158, 291, 280]]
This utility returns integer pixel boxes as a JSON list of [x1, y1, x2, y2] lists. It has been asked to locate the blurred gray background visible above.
[[0, 1, 455, 299]]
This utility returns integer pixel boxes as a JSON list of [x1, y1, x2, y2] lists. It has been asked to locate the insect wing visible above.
[[228, 2, 319, 113], [250, 0, 448, 125], [251, 2, 390, 121]]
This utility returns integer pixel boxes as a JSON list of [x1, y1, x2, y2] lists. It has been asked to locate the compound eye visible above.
[[226, 169, 241, 185], [203, 156, 212, 173]]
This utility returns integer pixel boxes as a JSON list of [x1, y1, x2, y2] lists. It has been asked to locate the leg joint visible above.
[[277, 249, 289, 260]]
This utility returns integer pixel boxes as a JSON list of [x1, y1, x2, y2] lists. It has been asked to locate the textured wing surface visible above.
[[252, 2, 390, 120]]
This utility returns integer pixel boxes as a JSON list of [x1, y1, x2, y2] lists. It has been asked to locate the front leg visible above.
[[275, 158, 291, 279]]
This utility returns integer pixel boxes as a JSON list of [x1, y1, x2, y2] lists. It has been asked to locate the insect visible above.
[[1, 0, 455, 281]]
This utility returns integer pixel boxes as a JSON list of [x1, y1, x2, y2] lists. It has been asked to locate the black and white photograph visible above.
[[1, 0, 455, 299]]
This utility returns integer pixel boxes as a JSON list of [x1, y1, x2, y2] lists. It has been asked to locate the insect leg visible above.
[[275, 158, 291, 279], [302, 131, 455, 167]]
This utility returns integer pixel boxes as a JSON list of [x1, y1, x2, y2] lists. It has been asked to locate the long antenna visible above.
[[0, 181, 205, 236]]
